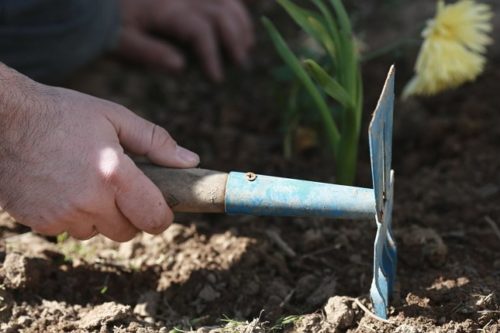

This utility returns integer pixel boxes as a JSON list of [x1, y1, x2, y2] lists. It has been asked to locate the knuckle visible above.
[[99, 166, 121, 186], [151, 125, 176, 150]]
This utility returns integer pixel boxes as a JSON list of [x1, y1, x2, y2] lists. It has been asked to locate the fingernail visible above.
[[176, 146, 200, 165]]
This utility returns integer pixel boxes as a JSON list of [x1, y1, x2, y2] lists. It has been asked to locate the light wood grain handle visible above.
[[139, 164, 228, 213]]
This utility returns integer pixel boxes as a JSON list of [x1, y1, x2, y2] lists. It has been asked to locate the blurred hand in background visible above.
[[117, 0, 255, 82]]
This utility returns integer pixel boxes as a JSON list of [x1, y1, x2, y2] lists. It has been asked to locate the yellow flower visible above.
[[403, 0, 493, 98]]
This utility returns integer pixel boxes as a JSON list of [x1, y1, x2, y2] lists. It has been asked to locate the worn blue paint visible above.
[[225, 173, 376, 219], [369, 66, 397, 319]]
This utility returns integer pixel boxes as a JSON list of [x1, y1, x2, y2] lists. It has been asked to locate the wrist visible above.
[[0, 63, 34, 115], [0, 63, 51, 156]]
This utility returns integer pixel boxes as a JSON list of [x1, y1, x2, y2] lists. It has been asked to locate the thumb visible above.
[[106, 106, 200, 168]]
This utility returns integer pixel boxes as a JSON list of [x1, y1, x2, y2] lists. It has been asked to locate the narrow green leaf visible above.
[[277, 0, 336, 67], [310, 0, 341, 55], [262, 17, 340, 150], [309, 0, 345, 85], [328, 0, 352, 36], [277, 0, 322, 38], [303, 59, 353, 109], [307, 16, 337, 66]]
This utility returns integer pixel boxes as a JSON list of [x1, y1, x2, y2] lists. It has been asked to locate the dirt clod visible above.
[[2, 252, 40, 289], [78, 302, 131, 329], [323, 296, 355, 330], [287, 314, 323, 333], [399, 225, 448, 267]]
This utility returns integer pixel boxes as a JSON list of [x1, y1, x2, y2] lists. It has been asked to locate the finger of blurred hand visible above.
[[174, 15, 223, 82], [222, 0, 255, 49], [106, 107, 199, 168], [118, 27, 185, 73], [113, 155, 173, 235], [213, 10, 248, 66]]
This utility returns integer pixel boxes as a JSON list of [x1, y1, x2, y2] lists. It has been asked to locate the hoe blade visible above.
[[368, 66, 397, 319]]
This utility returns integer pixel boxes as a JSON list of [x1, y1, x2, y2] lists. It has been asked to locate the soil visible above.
[[1, 1, 500, 332]]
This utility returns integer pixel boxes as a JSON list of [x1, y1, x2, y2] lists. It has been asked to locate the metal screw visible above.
[[245, 172, 257, 181]]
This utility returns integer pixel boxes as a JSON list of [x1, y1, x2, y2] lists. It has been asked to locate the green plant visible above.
[[263, 0, 362, 185]]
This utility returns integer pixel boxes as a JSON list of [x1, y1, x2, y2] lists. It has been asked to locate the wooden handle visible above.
[[138, 164, 228, 213]]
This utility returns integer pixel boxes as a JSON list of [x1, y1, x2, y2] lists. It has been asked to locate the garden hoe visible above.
[[140, 67, 397, 319]]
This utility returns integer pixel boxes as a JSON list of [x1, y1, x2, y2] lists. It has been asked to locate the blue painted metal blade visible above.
[[369, 106, 385, 221], [383, 68, 395, 199], [382, 173, 397, 295], [369, 65, 395, 221], [225, 172, 376, 220], [370, 172, 395, 319], [368, 66, 397, 319]]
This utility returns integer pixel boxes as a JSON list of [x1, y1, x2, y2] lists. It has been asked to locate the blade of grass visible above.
[[277, 0, 323, 39], [263, 17, 341, 151], [328, 0, 352, 36], [277, 0, 337, 67], [310, 0, 341, 53], [307, 16, 337, 67], [303, 59, 353, 109], [310, 0, 345, 84]]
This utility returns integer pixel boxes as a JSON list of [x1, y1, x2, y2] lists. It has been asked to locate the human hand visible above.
[[0, 65, 199, 242], [117, 0, 254, 82]]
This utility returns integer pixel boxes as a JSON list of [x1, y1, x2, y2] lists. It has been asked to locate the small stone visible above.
[[78, 302, 130, 329], [323, 296, 355, 329], [198, 285, 220, 302], [133, 291, 160, 317], [17, 315, 32, 326]]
